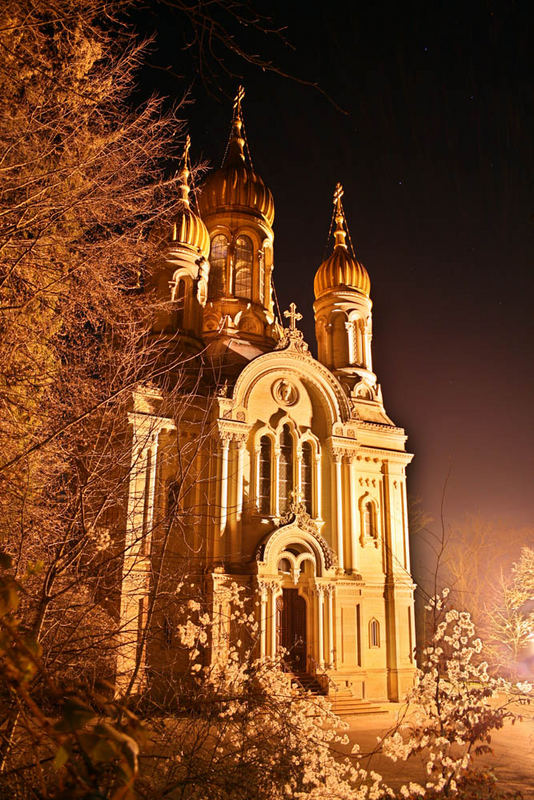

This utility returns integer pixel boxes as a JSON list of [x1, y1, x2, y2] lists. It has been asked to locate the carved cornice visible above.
[[215, 419, 251, 444]]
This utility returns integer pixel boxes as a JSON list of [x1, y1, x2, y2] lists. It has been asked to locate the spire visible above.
[[333, 182, 348, 249], [225, 85, 247, 165], [178, 134, 191, 205]]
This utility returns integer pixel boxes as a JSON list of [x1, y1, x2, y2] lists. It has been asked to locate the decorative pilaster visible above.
[[333, 451, 344, 570], [219, 436, 230, 535], [315, 585, 325, 668], [349, 456, 359, 572]]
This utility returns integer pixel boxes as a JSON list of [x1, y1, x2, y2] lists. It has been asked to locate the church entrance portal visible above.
[[278, 588, 307, 672]]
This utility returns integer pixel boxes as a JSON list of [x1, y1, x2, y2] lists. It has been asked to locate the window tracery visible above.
[[301, 441, 313, 515], [278, 424, 294, 514], [208, 234, 228, 298], [254, 426, 320, 519], [234, 235, 253, 299], [258, 436, 272, 514]]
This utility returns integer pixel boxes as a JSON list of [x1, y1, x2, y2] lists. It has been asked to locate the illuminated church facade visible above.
[[116, 90, 416, 703]]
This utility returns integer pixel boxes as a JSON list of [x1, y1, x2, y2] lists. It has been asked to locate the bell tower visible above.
[[313, 184, 379, 402], [198, 87, 277, 357]]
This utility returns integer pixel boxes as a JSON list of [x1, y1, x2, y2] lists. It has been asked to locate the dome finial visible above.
[[225, 85, 246, 164], [333, 182, 347, 249], [178, 134, 191, 205], [233, 85, 245, 122]]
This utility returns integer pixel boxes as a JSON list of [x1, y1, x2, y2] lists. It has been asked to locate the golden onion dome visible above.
[[314, 183, 370, 299], [198, 86, 275, 227], [171, 135, 210, 259]]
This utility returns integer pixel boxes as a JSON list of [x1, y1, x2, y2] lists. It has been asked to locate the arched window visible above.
[[278, 557, 291, 574], [208, 234, 228, 298], [369, 618, 380, 648], [301, 441, 313, 515], [258, 436, 272, 514], [234, 235, 253, 299], [279, 425, 293, 514], [363, 502, 376, 539], [174, 279, 186, 328]]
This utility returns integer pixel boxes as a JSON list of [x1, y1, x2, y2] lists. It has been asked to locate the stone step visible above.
[[290, 672, 328, 696], [330, 698, 388, 717]]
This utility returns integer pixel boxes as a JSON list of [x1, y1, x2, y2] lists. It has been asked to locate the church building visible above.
[[116, 89, 416, 703]]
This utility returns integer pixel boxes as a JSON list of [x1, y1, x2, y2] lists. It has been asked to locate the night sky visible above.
[[134, 0, 533, 532]]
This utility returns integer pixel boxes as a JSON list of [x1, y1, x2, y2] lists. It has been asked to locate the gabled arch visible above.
[[257, 523, 334, 578], [231, 349, 352, 426]]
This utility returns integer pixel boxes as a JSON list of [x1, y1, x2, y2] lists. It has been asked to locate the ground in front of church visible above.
[[344, 703, 534, 798]]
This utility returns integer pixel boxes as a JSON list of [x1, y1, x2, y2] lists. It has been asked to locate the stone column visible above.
[[254, 445, 261, 512], [316, 585, 325, 669], [270, 584, 279, 658], [297, 445, 304, 504], [219, 437, 230, 535], [326, 584, 335, 668], [235, 437, 245, 521], [259, 582, 268, 659], [365, 318, 373, 370], [315, 451, 322, 520], [273, 445, 281, 517]]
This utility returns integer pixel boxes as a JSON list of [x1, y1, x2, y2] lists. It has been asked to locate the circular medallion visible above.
[[272, 379, 298, 406]]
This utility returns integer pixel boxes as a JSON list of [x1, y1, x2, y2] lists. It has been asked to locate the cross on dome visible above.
[[332, 181, 348, 249], [178, 134, 192, 204], [333, 181, 344, 210], [183, 133, 191, 166], [233, 85, 245, 120], [283, 302, 303, 331]]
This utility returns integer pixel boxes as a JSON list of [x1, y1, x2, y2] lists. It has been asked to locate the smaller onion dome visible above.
[[170, 135, 210, 259], [314, 183, 370, 299], [198, 86, 275, 226]]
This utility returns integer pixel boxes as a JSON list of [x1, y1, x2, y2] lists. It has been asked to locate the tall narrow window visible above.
[[279, 425, 293, 514], [363, 502, 375, 539], [301, 441, 313, 515], [208, 234, 228, 298], [234, 235, 253, 299], [369, 618, 380, 648], [258, 436, 272, 514]]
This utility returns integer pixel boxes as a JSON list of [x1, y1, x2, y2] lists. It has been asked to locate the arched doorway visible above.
[[278, 588, 307, 672]]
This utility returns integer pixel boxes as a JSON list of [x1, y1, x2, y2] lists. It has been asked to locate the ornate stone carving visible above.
[[272, 378, 298, 406], [267, 496, 337, 571], [274, 325, 310, 356]]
